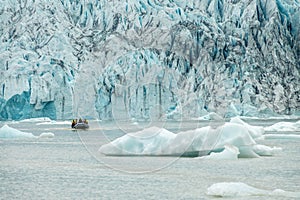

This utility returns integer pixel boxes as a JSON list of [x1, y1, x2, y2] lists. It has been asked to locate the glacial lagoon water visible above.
[[1, 119, 300, 199]]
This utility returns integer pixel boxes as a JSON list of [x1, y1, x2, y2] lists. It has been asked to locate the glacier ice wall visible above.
[[0, 0, 299, 120]]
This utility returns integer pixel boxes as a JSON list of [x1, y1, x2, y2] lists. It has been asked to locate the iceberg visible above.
[[0, 0, 299, 120], [207, 182, 300, 198], [0, 124, 36, 139], [99, 120, 265, 158], [0, 124, 55, 139]]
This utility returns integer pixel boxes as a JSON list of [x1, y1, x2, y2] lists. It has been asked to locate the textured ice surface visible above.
[[99, 119, 271, 158], [207, 182, 300, 198], [0, 0, 299, 120]]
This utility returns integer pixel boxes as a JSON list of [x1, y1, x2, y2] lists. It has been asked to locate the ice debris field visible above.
[[1, 117, 300, 198], [1, 117, 299, 159]]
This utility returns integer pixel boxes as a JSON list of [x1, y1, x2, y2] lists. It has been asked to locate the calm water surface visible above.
[[0, 119, 299, 199]]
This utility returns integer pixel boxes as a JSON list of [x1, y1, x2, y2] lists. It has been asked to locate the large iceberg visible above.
[[99, 119, 269, 158], [0, 0, 299, 120]]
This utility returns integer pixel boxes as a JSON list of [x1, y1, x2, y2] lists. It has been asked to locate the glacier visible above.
[[0, 0, 299, 120]]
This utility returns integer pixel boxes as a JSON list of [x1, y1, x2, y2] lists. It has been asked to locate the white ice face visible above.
[[0, 0, 299, 120]]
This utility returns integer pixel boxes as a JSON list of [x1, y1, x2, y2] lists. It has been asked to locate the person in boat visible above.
[[78, 118, 83, 123], [71, 119, 76, 128], [84, 119, 88, 124]]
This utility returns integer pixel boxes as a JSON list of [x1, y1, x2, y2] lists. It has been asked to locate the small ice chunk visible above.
[[207, 182, 266, 197], [253, 144, 282, 156], [39, 132, 55, 138], [207, 182, 300, 198], [198, 144, 239, 160]]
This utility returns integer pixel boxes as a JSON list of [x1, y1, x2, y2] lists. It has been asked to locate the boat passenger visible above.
[[71, 120, 76, 128]]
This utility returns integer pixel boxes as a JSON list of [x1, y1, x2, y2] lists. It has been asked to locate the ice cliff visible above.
[[0, 0, 299, 120]]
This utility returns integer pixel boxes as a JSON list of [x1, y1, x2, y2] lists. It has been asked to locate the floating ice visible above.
[[38, 132, 55, 138], [36, 120, 70, 125], [20, 117, 52, 123], [260, 134, 300, 140], [0, 125, 36, 139], [207, 182, 300, 198], [264, 121, 300, 132], [197, 145, 239, 160], [252, 144, 282, 156], [198, 112, 223, 121], [99, 121, 261, 158], [0, 125, 55, 139]]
